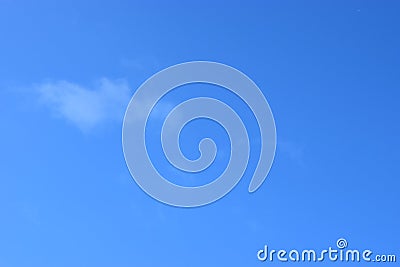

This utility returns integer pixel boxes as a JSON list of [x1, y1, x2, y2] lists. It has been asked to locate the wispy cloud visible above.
[[279, 138, 305, 167], [36, 78, 132, 131]]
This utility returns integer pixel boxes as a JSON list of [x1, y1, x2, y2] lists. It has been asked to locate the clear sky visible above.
[[0, 1, 399, 266]]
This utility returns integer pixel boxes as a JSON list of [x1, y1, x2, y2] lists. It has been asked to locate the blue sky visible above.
[[0, 1, 399, 266]]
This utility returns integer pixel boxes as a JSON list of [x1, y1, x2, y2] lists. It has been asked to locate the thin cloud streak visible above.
[[36, 78, 132, 131]]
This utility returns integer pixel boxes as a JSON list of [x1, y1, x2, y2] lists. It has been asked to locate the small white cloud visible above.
[[37, 78, 131, 131]]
